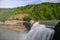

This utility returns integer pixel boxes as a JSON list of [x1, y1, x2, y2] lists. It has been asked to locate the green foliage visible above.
[[26, 2, 60, 20], [0, 2, 60, 21]]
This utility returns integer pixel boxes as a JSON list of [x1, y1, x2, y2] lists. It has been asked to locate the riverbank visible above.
[[0, 20, 59, 24], [0, 20, 59, 32], [0, 20, 31, 32]]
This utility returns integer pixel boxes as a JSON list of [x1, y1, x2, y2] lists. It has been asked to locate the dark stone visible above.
[[23, 17, 31, 22], [53, 22, 60, 40], [23, 22, 32, 31]]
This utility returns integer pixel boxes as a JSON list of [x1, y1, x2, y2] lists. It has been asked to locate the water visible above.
[[25, 22, 55, 40], [0, 22, 58, 40], [0, 25, 27, 40]]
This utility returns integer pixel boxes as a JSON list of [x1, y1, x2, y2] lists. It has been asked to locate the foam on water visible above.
[[25, 22, 55, 40], [0, 22, 55, 40]]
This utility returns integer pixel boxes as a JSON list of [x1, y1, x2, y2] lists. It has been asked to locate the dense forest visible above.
[[0, 2, 60, 21]]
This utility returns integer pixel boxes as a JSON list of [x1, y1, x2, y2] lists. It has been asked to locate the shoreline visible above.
[[0, 20, 59, 32], [0, 20, 60, 25]]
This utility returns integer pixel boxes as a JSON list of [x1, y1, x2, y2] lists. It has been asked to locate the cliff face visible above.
[[4, 20, 31, 32], [0, 13, 32, 32]]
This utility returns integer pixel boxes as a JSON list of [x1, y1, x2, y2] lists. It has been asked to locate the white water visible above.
[[0, 22, 55, 40], [25, 22, 55, 40]]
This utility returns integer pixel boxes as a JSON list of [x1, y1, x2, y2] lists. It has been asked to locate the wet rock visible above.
[[53, 22, 60, 40]]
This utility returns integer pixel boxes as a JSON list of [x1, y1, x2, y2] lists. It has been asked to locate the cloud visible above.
[[0, 0, 33, 8], [0, 0, 60, 8]]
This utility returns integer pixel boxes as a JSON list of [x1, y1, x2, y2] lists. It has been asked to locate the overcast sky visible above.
[[0, 0, 60, 8]]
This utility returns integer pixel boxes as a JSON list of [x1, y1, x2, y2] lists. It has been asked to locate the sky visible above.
[[0, 0, 60, 8]]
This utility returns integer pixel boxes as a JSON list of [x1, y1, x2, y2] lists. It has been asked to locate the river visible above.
[[0, 25, 27, 40], [0, 21, 59, 40]]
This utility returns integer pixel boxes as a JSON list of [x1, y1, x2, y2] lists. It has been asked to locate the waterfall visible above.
[[25, 22, 55, 40]]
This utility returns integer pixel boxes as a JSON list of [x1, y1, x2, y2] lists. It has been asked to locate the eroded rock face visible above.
[[4, 20, 31, 32], [3, 13, 31, 32]]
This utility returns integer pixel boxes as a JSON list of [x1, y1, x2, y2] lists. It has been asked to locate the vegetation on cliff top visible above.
[[0, 2, 60, 21]]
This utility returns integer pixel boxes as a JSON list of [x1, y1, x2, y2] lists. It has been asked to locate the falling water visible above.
[[25, 22, 55, 40], [0, 22, 57, 40]]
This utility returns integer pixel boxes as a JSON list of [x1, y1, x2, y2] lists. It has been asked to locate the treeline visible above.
[[16, 2, 60, 21], [0, 2, 60, 21]]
